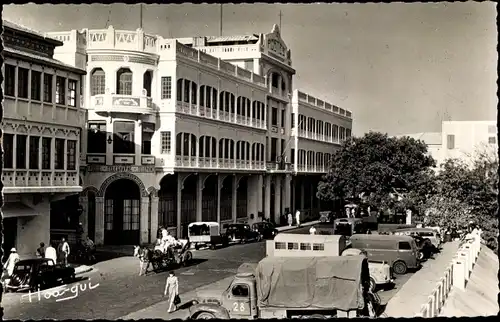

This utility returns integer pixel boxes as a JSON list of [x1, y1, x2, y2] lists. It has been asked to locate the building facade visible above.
[[46, 24, 353, 246], [401, 121, 498, 168], [1, 20, 86, 257]]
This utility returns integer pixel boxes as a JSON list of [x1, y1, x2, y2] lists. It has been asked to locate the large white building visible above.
[[45, 24, 353, 245], [1, 20, 86, 257], [402, 121, 497, 168]]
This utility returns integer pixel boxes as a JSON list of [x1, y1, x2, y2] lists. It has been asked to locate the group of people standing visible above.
[[36, 238, 71, 266]]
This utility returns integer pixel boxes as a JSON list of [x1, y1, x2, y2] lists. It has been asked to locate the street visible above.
[[1, 242, 266, 320]]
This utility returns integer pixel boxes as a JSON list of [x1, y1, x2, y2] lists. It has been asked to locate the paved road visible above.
[[1, 242, 266, 320]]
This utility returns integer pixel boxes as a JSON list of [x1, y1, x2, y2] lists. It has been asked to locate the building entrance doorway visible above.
[[2, 218, 17, 262], [104, 179, 141, 245]]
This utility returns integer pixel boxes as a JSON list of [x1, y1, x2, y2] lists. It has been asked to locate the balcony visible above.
[[266, 162, 293, 173], [92, 94, 156, 116], [1, 170, 81, 194], [295, 129, 342, 145], [175, 156, 266, 171], [295, 164, 328, 174], [176, 101, 267, 130]]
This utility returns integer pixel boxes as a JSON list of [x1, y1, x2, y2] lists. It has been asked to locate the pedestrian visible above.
[[45, 243, 57, 265], [3, 248, 20, 279], [287, 212, 293, 227], [36, 242, 45, 258], [295, 209, 301, 227], [61, 238, 70, 266], [309, 226, 317, 235], [164, 270, 180, 313]]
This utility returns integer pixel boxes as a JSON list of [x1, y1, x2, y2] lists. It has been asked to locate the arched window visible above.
[[91, 68, 105, 96], [199, 136, 205, 157], [183, 79, 191, 103], [211, 137, 216, 158], [191, 82, 197, 104], [219, 139, 224, 159], [271, 73, 279, 88], [116, 68, 133, 95], [260, 144, 265, 161], [143, 71, 152, 97], [177, 79, 183, 101], [176, 133, 182, 156]]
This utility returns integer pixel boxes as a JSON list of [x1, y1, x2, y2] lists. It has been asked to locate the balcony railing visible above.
[[1, 170, 80, 193], [266, 162, 293, 172], [86, 153, 156, 166], [93, 94, 155, 116], [295, 129, 343, 144], [176, 101, 266, 130], [295, 165, 328, 173], [175, 156, 265, 171]]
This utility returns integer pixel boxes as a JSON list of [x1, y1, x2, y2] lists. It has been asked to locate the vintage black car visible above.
[[5, 258, 76, 292], [411, 235, 434, 260], [251, 222, 279, 239], [225, 224, 262, 243]]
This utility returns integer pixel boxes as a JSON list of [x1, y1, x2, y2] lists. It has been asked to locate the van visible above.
[[349, 234, 419, 275], [394, 228, 441, 249]]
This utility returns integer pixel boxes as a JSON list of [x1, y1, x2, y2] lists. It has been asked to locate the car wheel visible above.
[[393, 261, 407, 275], [195, 312, 216, 319], [417, 251, 424, 261]]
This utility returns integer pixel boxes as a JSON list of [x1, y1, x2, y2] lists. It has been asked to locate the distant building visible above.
[[400, 121, 498, 168], [1, 20, 86, 257]]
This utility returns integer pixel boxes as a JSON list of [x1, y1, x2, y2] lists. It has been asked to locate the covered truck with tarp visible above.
[[188, 255, 373, 319]]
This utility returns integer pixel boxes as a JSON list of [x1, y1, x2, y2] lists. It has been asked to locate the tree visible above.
[[425, 147, 498, 251], [317, 132, 436, 212]]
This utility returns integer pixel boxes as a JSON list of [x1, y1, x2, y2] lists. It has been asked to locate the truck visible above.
[[188, 255, 374, 319]]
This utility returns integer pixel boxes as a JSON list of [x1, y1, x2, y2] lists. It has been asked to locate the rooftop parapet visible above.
[[295, 90, 352, 119]]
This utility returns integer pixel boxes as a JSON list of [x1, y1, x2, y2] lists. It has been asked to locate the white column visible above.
[[232, 176, 238, 223], [274, 176, 282, 223], [257, 174, 264, 213], [150, 193, 159, 243], [196, 175, 203, 222], [140, 196, 150, 244], [264, 175, 271, 219], [95, 197, 105, 245], [176, 176, 183, 238], [283, 174, 291, 214], [135, 121, 142, 166], [300, 182, 305, 210]]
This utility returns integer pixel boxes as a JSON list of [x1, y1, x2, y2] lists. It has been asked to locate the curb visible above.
[[74, 265, 94, 275]]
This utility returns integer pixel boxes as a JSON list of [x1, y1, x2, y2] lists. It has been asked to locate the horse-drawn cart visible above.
[[134, 240, 193, 275]]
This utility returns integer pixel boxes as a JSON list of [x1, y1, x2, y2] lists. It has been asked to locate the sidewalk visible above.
[[384, 241, 460, 317], [74, 265, 94, 275]]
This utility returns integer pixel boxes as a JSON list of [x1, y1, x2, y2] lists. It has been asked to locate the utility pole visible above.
[[219, 4, 223, 36]]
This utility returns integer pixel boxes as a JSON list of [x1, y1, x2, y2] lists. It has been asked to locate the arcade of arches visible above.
[[78, 173, 326, 245]]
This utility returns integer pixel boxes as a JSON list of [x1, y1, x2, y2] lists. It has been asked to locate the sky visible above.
[[3, 2, 497, 135]]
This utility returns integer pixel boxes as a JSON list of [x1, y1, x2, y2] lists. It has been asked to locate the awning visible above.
[[1, 202, 39, 218]]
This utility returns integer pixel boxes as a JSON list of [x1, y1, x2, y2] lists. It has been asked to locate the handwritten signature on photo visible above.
[[21, 279, 100, 303]]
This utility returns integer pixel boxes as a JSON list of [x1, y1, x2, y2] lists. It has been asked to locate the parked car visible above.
[[5, 258, 76, 292], [251, 222, 278, 239], [188, 222, 229, 250], [319, 211, 334, 223], [350, 234, 420, 275], [225, 224, 262, 244], [394, 228, 441, 250]]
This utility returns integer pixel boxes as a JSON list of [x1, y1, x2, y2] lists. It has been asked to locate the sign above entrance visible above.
[[87, 165, 155, 173]]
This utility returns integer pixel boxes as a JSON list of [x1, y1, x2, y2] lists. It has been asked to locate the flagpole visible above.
[[219, 4, 223, 36]]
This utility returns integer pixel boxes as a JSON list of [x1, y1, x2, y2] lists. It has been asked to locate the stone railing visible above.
[[296, 90, 353, 119], [417, 231, 482, 318]]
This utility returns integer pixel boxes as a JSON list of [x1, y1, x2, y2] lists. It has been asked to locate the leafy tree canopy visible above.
[[317, 132, 436, 211]]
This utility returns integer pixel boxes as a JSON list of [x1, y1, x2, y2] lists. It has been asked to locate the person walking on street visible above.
[[61, 238, 70, 266], [164, 271, 179, 313], [295, 210, 301, 227], [45, 243, 57, 265], [36, 242, 45, 258], [3, 248, 20, 278], [287, 212, 293, 227]]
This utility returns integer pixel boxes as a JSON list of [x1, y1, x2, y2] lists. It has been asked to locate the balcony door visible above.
[[104, 179, 141, 245]]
